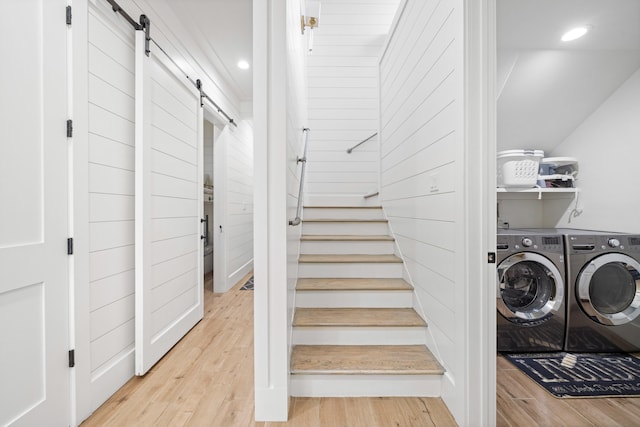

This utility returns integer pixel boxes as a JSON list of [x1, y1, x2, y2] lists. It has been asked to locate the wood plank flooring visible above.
[[79, 270, 640, 426], [81, 272, 456, 427], [496, 354, 640, 427]]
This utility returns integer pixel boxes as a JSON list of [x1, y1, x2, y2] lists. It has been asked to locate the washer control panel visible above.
[[496, 234, 563, 252]]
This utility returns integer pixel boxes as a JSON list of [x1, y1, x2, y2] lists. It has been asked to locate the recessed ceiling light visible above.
[[561, 26, 590, 42], [237, 60, 250, 70]]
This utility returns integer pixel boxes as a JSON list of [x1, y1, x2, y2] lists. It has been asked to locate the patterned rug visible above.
[[240, 276, 254, 290], [502, 352, 640, 398]]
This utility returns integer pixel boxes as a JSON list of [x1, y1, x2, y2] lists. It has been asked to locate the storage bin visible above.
[[497, 149, 544, 188], [538, 157, 579, 188]]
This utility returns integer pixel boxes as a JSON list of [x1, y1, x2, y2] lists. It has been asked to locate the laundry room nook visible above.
[[495, 0, 640, 234], [494, 1, 640, 422]]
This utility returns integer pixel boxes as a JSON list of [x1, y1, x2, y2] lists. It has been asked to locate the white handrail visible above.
[[289, 128, 310, 226]]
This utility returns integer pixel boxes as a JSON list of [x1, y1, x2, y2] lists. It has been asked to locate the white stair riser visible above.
[[302, 222, 389, 235], [305, 195, 380, 207], [298, 262, 403, 278], [303, 208, 385, 220], [300, 240, 395, 255], [290, 374, 442, 397], [295, 290, 412, 308], [292, 326, 426, 345]]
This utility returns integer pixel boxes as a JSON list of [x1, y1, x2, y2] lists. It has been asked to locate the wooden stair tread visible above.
[[301, 234, 394, 241], [303, 206, 382, 209], [299, 254, 402, 263], [297, 278, 412, 291], [291, 345, 444, 375], [293, 308, 426, 327], [302, 219, 388, 223]]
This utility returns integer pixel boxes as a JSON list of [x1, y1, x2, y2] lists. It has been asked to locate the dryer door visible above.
[[576, 253, 640, 326], [497, 252, 564, 323]]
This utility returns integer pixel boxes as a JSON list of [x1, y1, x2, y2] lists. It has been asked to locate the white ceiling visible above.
[[166, 0, 253, 102], [497, 0, 640, 152], [163, 0, 640, 146]]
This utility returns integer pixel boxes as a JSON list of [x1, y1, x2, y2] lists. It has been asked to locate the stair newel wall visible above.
[[253, 0, 308, 421]]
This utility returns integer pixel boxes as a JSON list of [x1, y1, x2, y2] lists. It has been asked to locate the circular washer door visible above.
[[497, 252, 564, 323], [576, 253, 640, 326]]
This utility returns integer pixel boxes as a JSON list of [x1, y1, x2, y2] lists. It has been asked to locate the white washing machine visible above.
[[496, 230, 566, 352], [564, 230, 640, 352]]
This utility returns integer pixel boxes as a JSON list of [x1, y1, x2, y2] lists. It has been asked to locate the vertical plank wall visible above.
[[306, 0, 400, 205], [86, 2, 136, 408], [379, 0, 464, 419]]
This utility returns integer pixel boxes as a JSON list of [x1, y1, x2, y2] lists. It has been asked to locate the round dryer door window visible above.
[[497, 253, 564, 323], [577, 253, 640, 326]]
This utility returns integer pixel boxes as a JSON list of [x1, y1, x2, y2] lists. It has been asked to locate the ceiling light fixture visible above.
[[237, 60, 250, 70], [561, 26, 590, 42]]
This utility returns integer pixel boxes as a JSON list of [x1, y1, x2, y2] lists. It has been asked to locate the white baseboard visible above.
[[291, 374, 442, 397], [222, 258, 254, 292], [254, 385, 290, 421]]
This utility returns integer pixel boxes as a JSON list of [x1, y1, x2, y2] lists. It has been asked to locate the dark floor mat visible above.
[[502, 352, 640, 398], [240, 276, 254, 290]]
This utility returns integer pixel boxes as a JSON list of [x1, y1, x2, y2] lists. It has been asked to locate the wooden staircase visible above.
[[291, 206, 444, 397]]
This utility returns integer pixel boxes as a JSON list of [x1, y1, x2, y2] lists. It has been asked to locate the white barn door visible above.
[[134, 32, 204, 375], [0, 0, 70, 425]]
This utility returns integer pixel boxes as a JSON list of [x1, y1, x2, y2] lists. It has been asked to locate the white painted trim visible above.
[[461, 0, 497, 425], [253, 0, 290, 421], [72, 0, 92, 420], [227, 258, 254, 291], [292, 326, 426, 345], [291, 374, 442, 397], [295, 290, 412, 308]]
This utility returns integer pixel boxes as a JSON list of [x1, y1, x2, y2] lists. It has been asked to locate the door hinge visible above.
[[66, 6, 72, 25], [67, 238, 73, 255], [66, 119, 73, 138], [69, 349, 75, 368], [488, 252, 496, 264]]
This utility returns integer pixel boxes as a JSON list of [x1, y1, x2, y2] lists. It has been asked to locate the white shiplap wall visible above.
[[306, 0, 400, 205], [379, 0, 464, 420], [286, 0, 309, 337], [76, 0, 252, 421], [214, 122, 254, 292], [86, 1, 136, 409]]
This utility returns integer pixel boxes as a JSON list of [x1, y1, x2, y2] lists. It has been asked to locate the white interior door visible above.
[[0, 0, 70, 425], [135, 31, 204, 375]]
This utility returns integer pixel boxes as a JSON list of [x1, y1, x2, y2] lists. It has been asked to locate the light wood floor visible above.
[[81, 272, 640, 427], [80, 272, 457, 427], [497, 353, 640, 426]]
